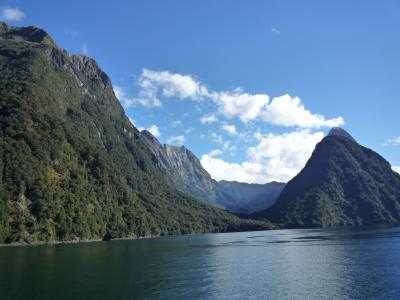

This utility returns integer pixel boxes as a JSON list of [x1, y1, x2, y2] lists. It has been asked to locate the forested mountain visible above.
[[253, 128, 400, 227], [141, 130, 284, 214], [0, 23, 273, 244]]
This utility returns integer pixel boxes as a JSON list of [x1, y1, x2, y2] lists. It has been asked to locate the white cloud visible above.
[[209, 132, 236, 153], [201, 130, 324, 183], [128, 117, 135, 126], [260, 94, 344, 128], [138, 124, 161, 138], [210, 132, 223, 145], [171, 120, 182, 128], [134, 68, 208, 108], [0, 7, 25, 21], [201, 155, 270, 184], [384, 136, 400, 146], [185, 127, 194, 134], [132, 69, 344, 128], [271, 27, 280, 35], [211, 89, 269, 123], [201, 114, 217, 124], [147, 125, 161, 138], [254, 130, 263, 141], [393, 166, 400, 174], [222, 124, 237, 136], [114, 86, 136, 108], [82, 43, 88, 55], [114, 85, 162, 108], [207, 149, 223, 157], [167, 135, 186, 146]]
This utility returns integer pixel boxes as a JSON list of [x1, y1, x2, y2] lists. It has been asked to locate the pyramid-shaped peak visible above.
[[328, 127, 356, 142]]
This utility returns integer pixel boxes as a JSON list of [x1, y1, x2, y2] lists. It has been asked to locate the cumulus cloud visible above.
[[222, 124, 237, 136], [201, 154, 270, 183], [207, 149, 223, 157], [392, 166, 400, 174], [253, 130, 263, 141], [201, 130, 324, 183], [201, 114, 217, 124], [260, 95, 344, 128], [0, 7, 25, 21], [384, 136, 400, 146], [146, 125, 161, 137], [134, 68, 207, 107], [211, 89, 269, 123], [167, 135, 186, 146], [138, 124, 161, 138], [132, 69, 344, 128]]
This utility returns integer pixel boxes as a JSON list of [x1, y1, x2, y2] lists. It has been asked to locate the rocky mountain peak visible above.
[[0, 22, 56, 47], [140, 130, 158, 142], [328, 127, 356, 142], [70, 55, 111, 89]]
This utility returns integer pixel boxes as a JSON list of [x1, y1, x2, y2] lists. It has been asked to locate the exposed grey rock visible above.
[[141, 130, 223, 206], [141, 130, 285, 214]]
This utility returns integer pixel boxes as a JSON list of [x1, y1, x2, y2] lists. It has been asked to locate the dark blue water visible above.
[[1, 226, 400, 299]]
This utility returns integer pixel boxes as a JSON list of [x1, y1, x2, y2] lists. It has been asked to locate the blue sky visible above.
[[1, 0, 400, 182]]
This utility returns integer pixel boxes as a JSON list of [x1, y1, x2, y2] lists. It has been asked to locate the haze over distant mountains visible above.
[[141, 129, 284, 214], [254, 128, 400, 227]]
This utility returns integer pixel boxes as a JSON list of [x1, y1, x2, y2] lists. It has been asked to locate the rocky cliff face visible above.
[[141, 130, 285, 213], [141, 130, 223, 206], [254, 128, 400, 227], [0, 23, 272, 244]]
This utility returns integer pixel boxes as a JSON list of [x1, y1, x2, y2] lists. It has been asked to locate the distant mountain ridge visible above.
[[141, 130, 285, 214], [217, 180, 284, 214], [253, 128, 400, 227]]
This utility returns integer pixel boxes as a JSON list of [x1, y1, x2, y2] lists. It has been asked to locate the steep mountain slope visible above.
[[140, 130, 223, 206], [141, 130, 285, 213], [0, 23, 272, 244], [254, 128, 400, 227]]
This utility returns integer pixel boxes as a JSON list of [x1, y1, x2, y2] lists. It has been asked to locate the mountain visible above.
[[217, 180, 284, 214], [141, 130, 285, 213], [0, 23, 273, 244], [140, 130, 223, 206], [253, 128, 400, 227]]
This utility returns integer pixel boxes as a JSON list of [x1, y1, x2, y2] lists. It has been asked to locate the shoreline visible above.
[[0, 235, 157, 248], [0, 227, 276, 247]]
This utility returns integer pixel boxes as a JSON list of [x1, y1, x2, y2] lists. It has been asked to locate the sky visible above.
[[1, 0, 400, 183]]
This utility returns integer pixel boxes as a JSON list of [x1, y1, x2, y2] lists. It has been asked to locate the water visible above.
[[1, 226, 400, 299]]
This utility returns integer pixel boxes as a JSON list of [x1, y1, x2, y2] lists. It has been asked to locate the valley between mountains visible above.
[[1, 22, 399, 245]]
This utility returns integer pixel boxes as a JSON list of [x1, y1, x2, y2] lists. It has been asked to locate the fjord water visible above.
[[1, 226, 400, 299]]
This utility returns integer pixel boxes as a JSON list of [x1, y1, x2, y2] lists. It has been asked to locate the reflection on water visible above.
[[1, 225, 400, 299]]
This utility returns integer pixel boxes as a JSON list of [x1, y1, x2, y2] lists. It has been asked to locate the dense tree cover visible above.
[[253, 133, 400, 228], [0, 23, 274, 244]]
